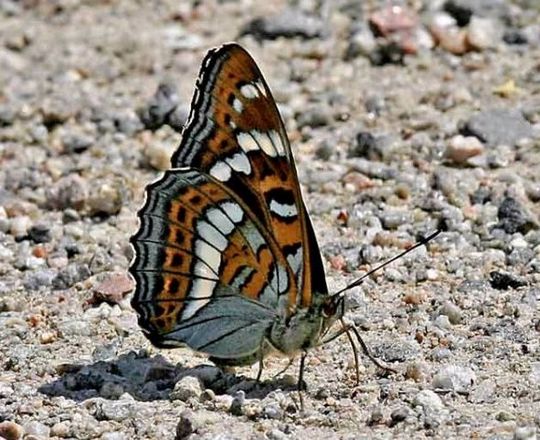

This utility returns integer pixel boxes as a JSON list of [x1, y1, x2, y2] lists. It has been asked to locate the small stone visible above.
[[175, 410, 195, 440], [62, 131, 94, 154], [53, 263, 91, 289], [243, 8, 326, 40], [432, 365, 476, 393], [445, 135, 485, 164], [369, 406, 384, 425], [413, 390, 445, 412], [9, 216, 31, 239], [0, 421, 24, 440], [90, 272, 134, 306], [144, 142, 176, 171], [230, 390, 245, 416], [263, 403, 283, 420], [466, 17, 500, 50], [50, 421, 70, 438], [0, 104, 17, 125], [489, 270, 527, 290], [346, 25, 377, 59], [463, 109, 534, 147], [369, 5, 417, 37], [380, 210, 410, 229], [46, 175, 88, 211], [101, 433, 127, 440], [28, 223, 52, 243], [470, 378, 496, 403], [166, 105, 188, 132], [137, 82, 180, 131], [389, 406, 410, 426], [514, 426, 536, 440], [439, 301, 462, 324], [296, 106, 332, 128], [434, 314, 452, 330], [497, 197, 536, 234], [23, 421, 50, 437], [86, 182, 123, 217], [170, 376, 202, 402]]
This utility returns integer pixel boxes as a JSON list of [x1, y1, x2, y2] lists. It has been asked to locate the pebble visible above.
[[137, 82, 180, 131], [466, 17, 500, 50], [52, 263, 91, 289], [432, 365, 476, 393], [296, 106, 332, 128], [229, 390, 245, 416], [445, 135, 485, 164], [86, 182, 123, 216], [463, 109, 534, 147], [61, 131, 94, 154], [413, 390, 445, 412], [9, 216, 31, 239], [497, 197, 536, 234], [90, 272, 134, 306], [175, 410, 195, 440], [389, 406, 410, 426], [28, 223, 52, 243], [242, 8, 326, 40], [45, 175, 88, 211], [22, 421, 50, 438], [101, 432, 128, 440], [170, 376, 203, 402], [0, 421, 24, 440], [470, 378, 496, 403], [263, 403, 283, 420], [439, 301, 462, 324], [514, 426, 537, 440]]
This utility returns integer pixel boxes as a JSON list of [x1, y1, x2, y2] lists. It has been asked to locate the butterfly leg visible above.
[[296, 352, 308, 411], [272, 357, 295, 379]]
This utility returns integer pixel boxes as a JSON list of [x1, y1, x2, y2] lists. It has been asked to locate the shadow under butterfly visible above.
[[129, 43, 440, 408]]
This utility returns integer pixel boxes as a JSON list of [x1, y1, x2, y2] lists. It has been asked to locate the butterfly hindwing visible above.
[[131, 169, 296, 353]]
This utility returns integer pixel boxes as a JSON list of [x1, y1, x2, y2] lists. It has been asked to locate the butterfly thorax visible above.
[[268, 293, 340, 355]]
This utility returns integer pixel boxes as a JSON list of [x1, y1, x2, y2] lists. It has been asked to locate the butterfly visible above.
[[129, 43, 439, 397]]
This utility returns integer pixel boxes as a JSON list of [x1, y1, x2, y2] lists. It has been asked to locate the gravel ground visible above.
[[1, 1, 539, 439]]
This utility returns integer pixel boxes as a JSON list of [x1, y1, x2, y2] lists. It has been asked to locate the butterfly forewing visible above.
[[171, 43, 328, 311]]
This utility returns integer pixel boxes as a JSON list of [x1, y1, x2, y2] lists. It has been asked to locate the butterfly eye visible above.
[[322, 299, 337, 318]]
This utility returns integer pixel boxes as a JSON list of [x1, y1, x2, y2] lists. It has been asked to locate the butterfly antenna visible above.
[[332, 229, 441, 297]]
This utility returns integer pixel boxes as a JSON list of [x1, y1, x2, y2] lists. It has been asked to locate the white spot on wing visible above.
[[269, 199, 298, 218], [253, 131, 277, 157], [209, 161, 231, 182], [182, 278, 215, 319], [206, 208, 235, 235], [269, 130, 286, 156], [221, 201, 244, 224], [193, 242, 220, 279], [240, 83, 259, 99], [226, 152, 251, 175], [237, 132, 259, 153], [232, 98, 243, 113], [277, 264, 288, 294], [255, 80, 267, 97], [196, 221, 228, 251]]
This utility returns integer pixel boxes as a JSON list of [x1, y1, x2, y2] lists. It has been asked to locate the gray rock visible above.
[[53, 263, 91, 289], [497, 196, 537, 234], [137, 82, 180, 131], [296, 106, 332, 128], [45, 175, 88, 211], [170, 376, 202, 402], [230, 390, 245, 416], [23, 269, 57, 290], [470, 378, 496, 403], [0, 104, 17, 125], [413, 389, 445, 412], [176, 410, 195, 440], [22, 421, 50, 437], [263, 402, 283, 420], [439, 301, 462, 324], [463, 109, 534, 147], [433, 365, 476, 393], [28, 223, 52, 243], [514, 426, 537, 440], [101, 433, 128, 440], [243, 8, 327, 40]]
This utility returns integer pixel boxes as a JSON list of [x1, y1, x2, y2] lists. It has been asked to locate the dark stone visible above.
[[52, 263, 91, 289], [503, 29, 528, 45], [489, 271, 527, 290], [28, 224, 51, 243], [242, 8, 327, 40], [497, 197, 536, 234], [137, 82, 180, 130], [62, 132, 94, 154]]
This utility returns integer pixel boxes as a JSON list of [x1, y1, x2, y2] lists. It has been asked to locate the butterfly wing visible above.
[[171, 43, 328, 312]]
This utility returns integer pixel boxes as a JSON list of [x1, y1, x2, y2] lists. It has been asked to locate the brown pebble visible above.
[[90, 272, 134, 306], [0, 421, 24, 440]]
